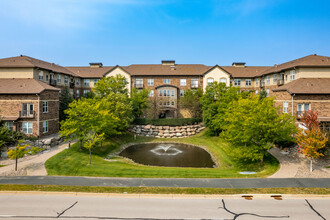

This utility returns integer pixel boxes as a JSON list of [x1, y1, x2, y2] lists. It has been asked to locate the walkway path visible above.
[[0, 141, 72, 176], [0, 176, 329, 188], [268, 148, 330, 178]]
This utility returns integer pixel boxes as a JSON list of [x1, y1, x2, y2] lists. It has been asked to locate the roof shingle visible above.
[[0, 78, 59, 94], [65, 66, 114, 78], [273, 78, 330, 94]]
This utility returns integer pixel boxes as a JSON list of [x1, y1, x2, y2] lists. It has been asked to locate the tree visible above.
[[7, 140, 28, 171], [59, 86, 74, 122], [297, 110, 328, 172], [93, 75, 128, 97], [131, 88, 149, 119], [84, 131, 104, 165], [220, 95, 297, 162], [180, 88, 203, 118], [200, 82, 250, 135]]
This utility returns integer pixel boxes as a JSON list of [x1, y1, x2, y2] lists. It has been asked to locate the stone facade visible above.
[[128, 123, 205, 138]]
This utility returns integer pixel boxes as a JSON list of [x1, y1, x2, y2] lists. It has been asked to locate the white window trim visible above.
[[43, 101, 48, 113], [283, 101, 289, 113], [147, 79, 154, 86], [180, 79, 186, 86], [22, 122, 33, 134], [43, 121, 48, 133]]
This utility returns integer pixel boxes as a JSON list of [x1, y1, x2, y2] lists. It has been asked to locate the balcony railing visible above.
[[19, 110, 35, 119], [135, 83, 144, 88], [70, 82, 75, 88], [49, 79, 57, 86], [277, 79, 284, 86], [191, 84, 199, 88]]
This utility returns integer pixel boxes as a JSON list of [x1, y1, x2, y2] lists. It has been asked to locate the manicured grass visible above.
[[45, 130, 279, 178], [0, 184, 329, 195]]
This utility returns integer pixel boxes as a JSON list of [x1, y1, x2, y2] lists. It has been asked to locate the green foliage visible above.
[[131, 88, 149, 119], [200, 82, 250, 135], [7, 141, 28, 160], [93, 75, 128, 97], [220, 95, 297, 162], [133, 118, 202, 126], [0, 125, 25, 146], [84, 132, 105, 164], [59, 87, 74, 122], [259, 88, 268, 100], [27, 147, 43, 155], [180, 88, 203, 118]]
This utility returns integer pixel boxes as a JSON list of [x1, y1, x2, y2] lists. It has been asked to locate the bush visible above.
[[27, 147, 43, 155], [133, 118, 202, 126], [274, 139, 296, 149]]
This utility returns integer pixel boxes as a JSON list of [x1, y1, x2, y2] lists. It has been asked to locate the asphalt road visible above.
[[0, 193, 329, 219], [0, 176, 330, 188]]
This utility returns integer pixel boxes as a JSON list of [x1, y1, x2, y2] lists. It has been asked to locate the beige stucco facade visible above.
[[202, 67, 230, 90], [105, 67, 131, 93], [0, 68, 34, 78]]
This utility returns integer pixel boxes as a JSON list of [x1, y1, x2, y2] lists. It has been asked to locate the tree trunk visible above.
[[15, 156, 18, 171], [310, 158, 313, 172], [89, 150, 92, 165]]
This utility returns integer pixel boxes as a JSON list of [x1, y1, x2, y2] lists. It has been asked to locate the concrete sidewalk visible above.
[[0, 176, 329, 188]]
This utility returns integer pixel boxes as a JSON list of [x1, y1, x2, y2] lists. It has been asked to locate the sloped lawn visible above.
[[45, 130, 279, 178]]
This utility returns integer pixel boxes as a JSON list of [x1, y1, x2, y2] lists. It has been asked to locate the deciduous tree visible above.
[[180, 88, 203, 118], [7, 140, 28, 171]]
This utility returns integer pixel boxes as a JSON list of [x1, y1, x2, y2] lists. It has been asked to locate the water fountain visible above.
[[150, 144, 183, 156]]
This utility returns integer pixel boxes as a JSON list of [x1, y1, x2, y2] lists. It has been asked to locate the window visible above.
[[38, 71, 44, 80], [171, 101, 175, 106], [84, 79, 90, 86], [147, 79, 154, 86], [171, 90, 175, 97], [158, 90, 163, 96], [64, 76, 68, 84], [94, 79, 99, 85], [266, 75, 270, 84], [180, 90, 184, 97], [283, 101, 289, 113], [290, 70, 295, 80], [45, 75, 49, 81], [21, 103, 34, 116], [22, 122, 33, 134], [149, 90, 154, 97], [297, 103, 310, 115], [76, 90, 80, 97], [164, 90, 170, 97], [266, 89, 270, 97], [164, 79, 170, 84], [273, 74, 277, 83], [76, 79, 80, 85], [136, 79, 143, 87], [207, 78, 214, 85], [180, 79, 186, 86], [220, 78, 227, 84], [234, 79, 241, 86], [5, 122, 13, 131], [191, 79, 198, 88], [83, 90, 89, 95], [43, 121, 48, 133], [245, 79, 252, 86], [57, 75, 61, 83], [42, 101, 48, 113], [255, 79, 259, 86]]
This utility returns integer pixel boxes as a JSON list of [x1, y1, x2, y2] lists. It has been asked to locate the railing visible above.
[[277, 79, 284, 86], [19, 110, 35, 118], [191, 84, 199, 88], [135, 83, 144, 88], [49, 79, 57, 86], [70, 82, 75, 88]]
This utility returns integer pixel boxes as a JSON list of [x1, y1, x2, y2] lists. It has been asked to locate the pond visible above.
[[119, 143, 216, 168]]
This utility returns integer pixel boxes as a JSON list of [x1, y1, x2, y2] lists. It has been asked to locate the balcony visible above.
[[135, 83, 144, 88], [277, 79, 284, 86], [19, 110, 35, 119], [70, 82, 75, 88], [49, 79, 57, 86], [191, 84, 199, 89]]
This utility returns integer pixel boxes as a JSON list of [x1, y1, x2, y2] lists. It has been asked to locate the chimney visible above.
[[89, 62, 103, 68], [162, 60, 175, 66], [232, 62, 246, 67]]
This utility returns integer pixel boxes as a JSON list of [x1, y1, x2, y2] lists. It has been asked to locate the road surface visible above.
[[0, 192, 329, 219]]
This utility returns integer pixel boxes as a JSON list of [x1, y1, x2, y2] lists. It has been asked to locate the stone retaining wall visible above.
[[128, 123, 205, 138]]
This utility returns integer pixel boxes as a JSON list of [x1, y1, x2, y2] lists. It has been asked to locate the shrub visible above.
[[133, 118, 202, 126], [27, 147, 43, 155]]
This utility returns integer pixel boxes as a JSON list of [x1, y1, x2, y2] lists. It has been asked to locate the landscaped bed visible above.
[[45, 130, 279, 178]]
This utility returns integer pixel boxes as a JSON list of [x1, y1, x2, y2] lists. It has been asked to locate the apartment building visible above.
[[0, 54, 329, 135]]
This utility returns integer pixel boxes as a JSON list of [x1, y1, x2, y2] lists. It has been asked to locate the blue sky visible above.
[[0, 0, 329, 66]]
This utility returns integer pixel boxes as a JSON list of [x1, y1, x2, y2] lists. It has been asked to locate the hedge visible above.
[[133, 118, 202, 126]]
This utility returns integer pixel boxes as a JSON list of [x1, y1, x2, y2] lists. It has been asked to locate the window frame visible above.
[[164, 79, 171, 84], [180, 79, 186, 86], [290, 70, 295, 81], [245, 79, 252, 86], [147, 79, 154, 86], [42, 101, 48, 113], [43, 121, 48, 133], [22, 122, 33, 134], [84, 79, 90, 87], [283, 101, 289, 113], [234, 79, 241, 86]]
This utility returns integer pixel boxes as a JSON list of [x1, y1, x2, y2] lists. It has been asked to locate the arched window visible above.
[[207, 78, 214, 85], [220, 78, 227, 84]]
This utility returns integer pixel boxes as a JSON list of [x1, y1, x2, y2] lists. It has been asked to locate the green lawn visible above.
[[45, 130, 279, 178]]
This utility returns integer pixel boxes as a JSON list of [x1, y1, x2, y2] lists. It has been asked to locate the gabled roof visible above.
[[65, 66, 114, 78], [262, 54, 330, 75], [272, 78, 330, 94], [0, 78, 59, 94], [0, 55, 76, 76], [120, 64, 212, 76], [220, 66, 271, 78]]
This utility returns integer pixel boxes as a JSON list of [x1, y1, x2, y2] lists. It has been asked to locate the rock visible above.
[[44, 145, 51, 150], [164, 126, 170, 130], [164, 133, 170, 137], [164, 130, 169, 133], [145, 125, 151, 129], [170, 127, 175, 131], [136, 128, 142, 134], [43, 138, 55, 145], [176, 133, 182, 137]]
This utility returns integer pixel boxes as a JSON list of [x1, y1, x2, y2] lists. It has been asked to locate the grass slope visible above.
[[45, 130, 279, 178]]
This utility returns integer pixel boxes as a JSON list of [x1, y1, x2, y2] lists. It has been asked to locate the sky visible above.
[[0, 0, 329, 67]]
